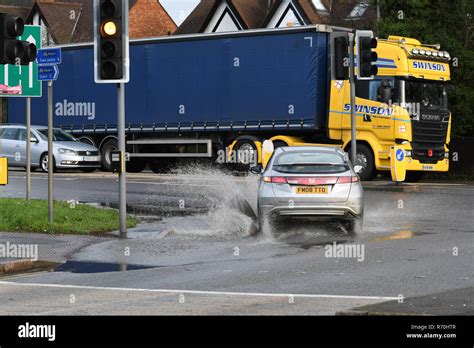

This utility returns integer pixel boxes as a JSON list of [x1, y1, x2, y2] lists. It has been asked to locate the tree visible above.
[[374, 0, 474, 135]]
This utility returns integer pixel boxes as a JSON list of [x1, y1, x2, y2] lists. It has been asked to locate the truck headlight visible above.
[[59, 148, 77, 155], [405, 150, 412, 157], [445, 152, 449, 159]]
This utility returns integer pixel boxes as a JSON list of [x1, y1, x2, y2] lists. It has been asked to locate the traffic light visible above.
[[331, 33, 349, 80], [0, 13, 37, 65], [356, 30, 378, 80], [94, 0, 129, 83]]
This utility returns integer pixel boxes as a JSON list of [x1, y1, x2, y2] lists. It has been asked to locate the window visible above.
[[0, 128, 18, 140], [37, 129, 77, 142], [273, 151, 349, 174], [16, 129, 37, 142], [356, 77, 397, 103]]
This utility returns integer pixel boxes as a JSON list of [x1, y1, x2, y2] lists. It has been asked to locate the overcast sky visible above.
[[160, 0, 200, 26]]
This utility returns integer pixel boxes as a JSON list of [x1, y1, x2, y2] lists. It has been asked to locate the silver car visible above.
[[253, 146, 364, 233], [0, 124, 101, 172]]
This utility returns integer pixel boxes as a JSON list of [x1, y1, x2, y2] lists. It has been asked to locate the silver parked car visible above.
[[0, 124, 101, 172], [253, 146, 364, 233]]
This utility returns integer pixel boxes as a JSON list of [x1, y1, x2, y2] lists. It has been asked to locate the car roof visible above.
[[0, 124, 62, 130], [275, 146, 345, 155]]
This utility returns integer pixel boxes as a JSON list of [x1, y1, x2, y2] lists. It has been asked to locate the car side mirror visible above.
[[30, 138, 38, 143], [354, 165, 363, 174], [249, 164, 263, 175]]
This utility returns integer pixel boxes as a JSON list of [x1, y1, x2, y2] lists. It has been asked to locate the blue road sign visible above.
[[38, 65, 59, 81], [396, 148, 405, 162], [36, 48, 62, 65]]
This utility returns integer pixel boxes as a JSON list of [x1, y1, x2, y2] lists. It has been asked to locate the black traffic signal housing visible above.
[[331, 34, 349, 80], [94, 0, 129, 83], [0, 13, 37, 65], [356, 31, 378, 80]]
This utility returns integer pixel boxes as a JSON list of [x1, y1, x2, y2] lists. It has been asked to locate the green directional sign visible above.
[[0, 25, 42, 98]]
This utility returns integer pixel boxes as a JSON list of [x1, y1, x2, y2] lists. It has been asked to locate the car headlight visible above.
[[59, 148, 77, 155]]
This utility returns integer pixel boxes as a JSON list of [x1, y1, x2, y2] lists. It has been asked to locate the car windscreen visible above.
[[273, 151, 349, 174], [37, 129, 77, 142]]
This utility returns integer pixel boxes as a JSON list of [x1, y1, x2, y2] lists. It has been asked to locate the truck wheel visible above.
[[127, 158, 147, 173], [351, 144, 376, 181], [40, 153, 56, 173], [235, 140, 258, 170], [148, 159, 175, 174], [100, 138, 118, 172]]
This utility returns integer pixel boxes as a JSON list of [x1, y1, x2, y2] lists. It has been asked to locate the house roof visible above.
[[129, 0, 177, 38], [176, 0, 374, 34], [175, 0, 276, 34], [0, 5, 31, 20], [27, 1, 83, 44]]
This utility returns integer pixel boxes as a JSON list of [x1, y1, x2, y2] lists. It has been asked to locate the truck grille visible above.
[[411, 113, 448, 164]]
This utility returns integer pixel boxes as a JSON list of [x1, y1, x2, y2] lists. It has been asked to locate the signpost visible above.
[[94, 0, 130, 239], [36, 47, 61, 224], [0, 25, 41, 199]]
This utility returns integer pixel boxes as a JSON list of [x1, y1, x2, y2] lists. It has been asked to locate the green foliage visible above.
[[0, 198, 137, 234], [374, 0, 474, 135]]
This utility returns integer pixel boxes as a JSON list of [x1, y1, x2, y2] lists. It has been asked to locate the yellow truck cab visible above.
[[328, 35, 451, 180]]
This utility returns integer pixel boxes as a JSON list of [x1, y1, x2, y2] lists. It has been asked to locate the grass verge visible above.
[[0, 198, 137, 235]]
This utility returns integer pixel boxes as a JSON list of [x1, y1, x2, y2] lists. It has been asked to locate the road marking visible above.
[[0, 280, 398, 301]]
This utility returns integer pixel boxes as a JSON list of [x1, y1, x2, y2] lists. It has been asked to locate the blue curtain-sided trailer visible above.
[[7, 26, 331, 172]]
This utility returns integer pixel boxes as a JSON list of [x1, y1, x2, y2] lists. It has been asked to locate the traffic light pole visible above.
[[26, 97, 31, 200], [48, 81, 54, 223], [349, 33, 357, 164], [118, 83, 127, 239]]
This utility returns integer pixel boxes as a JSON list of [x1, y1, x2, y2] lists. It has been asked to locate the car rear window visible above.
[[273, 151, 349, 174]]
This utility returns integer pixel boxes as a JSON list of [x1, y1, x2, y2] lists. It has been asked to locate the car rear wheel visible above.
[[345, 217, 363, 234]]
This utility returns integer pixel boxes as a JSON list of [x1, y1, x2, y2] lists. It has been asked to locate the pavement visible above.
[[0, 168, 473, 315]]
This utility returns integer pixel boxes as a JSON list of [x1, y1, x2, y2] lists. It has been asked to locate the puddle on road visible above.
[[54, 261, 155, 274], [370, 230, 436, 242], [153, 166, 260, 239]]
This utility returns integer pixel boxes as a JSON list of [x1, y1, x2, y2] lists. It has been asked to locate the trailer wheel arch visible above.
[[99, 135, 119, 151], [78, 136, 97, 147]]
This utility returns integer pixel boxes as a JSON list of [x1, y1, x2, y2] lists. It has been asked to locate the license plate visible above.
[[295, 186, 329, 194], [84, 156, 100, 161]]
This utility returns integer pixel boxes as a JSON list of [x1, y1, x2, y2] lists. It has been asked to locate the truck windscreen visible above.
[[405, 81, 448, 110]]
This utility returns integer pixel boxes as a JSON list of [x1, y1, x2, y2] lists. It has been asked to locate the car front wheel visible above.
[[40, 153, 56, 173]]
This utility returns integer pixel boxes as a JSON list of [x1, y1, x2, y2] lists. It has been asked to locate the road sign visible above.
[[36, 47, 62, 65], [396, 148, 405, 162], [0, 25, 42, 98], [38, 65, 59, 81], [391, 146, 407, 182]]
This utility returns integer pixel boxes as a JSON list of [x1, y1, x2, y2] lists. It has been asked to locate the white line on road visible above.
[[0, 280, 398, 301]]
